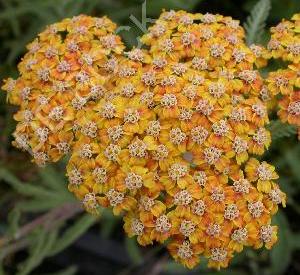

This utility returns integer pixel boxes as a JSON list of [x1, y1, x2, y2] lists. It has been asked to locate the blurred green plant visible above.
[[0, 166, 97, 275]]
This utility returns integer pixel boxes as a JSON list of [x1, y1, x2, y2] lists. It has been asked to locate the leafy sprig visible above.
[[244, 0, 271, 45]]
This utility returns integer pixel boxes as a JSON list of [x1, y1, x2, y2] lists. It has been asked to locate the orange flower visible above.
[[3, 10, 289, 271], [1, 14, 125, 165], [123, 213, 152, 245], [168, 238, 204, 269], [253, 224, 278, 250], [266, 69, 295, 96], [278, 91, 300, 126], [206, 247, 233, 269], [245, 158, 279, 193]]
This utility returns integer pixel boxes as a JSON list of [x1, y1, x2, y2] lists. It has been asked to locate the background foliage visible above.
[[0, 0, 299, 274]]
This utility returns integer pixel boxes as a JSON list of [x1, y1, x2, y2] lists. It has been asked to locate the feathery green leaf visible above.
[[267, 120, 297, 140], [244, 0, 271, 45]]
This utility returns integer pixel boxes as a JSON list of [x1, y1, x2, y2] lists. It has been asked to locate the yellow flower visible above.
[[265, 13, 299, 137], [266, 69, 295, 96], [206, 247, 233, 270], [245, 158, 279, 193], [253, 224, 278, 250], [278, 91, 300, 126], [123, 213, 152, 245], [168, 238, 204, 269]]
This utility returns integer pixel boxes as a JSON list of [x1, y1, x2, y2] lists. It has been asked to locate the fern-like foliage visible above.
[[267, 120, 297, 141], [244, 0, 271, 45]]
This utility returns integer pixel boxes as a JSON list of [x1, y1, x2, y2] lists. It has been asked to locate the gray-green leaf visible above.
[[49, 214, 96, 256], [244, 0, 271, 45], [267, 120, 297, 140]]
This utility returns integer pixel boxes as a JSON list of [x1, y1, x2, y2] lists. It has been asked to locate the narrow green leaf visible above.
[[49, 214, 96, 256], [38, 166, 66, 191], [270, 210, 292, 275], [244, 0, 271, 45], [100, 209, 120, 238], [7, 207, 21, 238], [16, 199, 67, 213], [0, 167, 56, 198], [0, 167, 74, 202], [100, 215, 119, 238], [17, 229, 47, 275], [18, 229, 59, 275], [125, 237, 143, 264]]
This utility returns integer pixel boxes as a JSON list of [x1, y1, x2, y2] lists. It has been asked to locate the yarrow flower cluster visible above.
[[266, 14, 300, 138], [2, 15, 125, 165], [2, 10, 292, 270]]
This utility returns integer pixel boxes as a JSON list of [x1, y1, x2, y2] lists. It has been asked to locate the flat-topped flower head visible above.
[[2, 10, 288, 271], [267, 14, 300, 63], [2, 15, 125, 164], [265, 14, 300, 136]]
